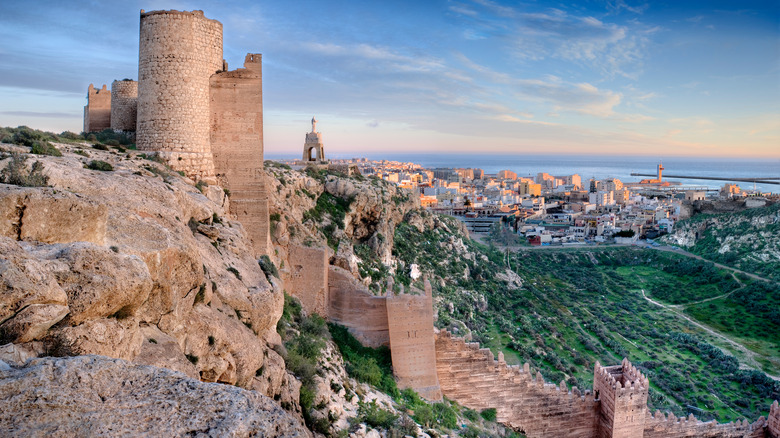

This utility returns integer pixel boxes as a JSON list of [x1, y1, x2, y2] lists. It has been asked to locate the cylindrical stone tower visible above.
[[110, 79, 137, 131], [136, 9, 223, 179]]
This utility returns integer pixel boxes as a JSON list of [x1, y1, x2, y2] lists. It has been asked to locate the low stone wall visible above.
[[327, 266, 389, 347]]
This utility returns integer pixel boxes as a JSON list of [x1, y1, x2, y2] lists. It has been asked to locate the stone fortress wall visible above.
[[435, 330, 776, 438], [109, 80, 137, 131], [136, 9, 223, 180], [288, 246, 441, 398], [83, 9, 270, 256], [385, 277, 442, 400], [328, 265, 390, 347], [83, 84, 111, 133], [209, 53, 269, 254], [290, 242, 778, 437]]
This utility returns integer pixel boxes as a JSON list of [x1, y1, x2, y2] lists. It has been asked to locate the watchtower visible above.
[[302, 117, 326, 164], [385, 277, 442, 401], [110, 79, 137, 132], [593, 358, 649, 438], [136, 9, 223, 180], [83, 84, 111, 133]]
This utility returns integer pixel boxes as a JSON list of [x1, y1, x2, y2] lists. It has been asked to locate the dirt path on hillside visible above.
[[640, 289, 780, 381], [668, 273, 744, 309]]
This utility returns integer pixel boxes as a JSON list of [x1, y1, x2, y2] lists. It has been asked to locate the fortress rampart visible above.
[[289, 244, 777, 436], [435, 330, 600, 436], [209, 53, 268, 254], [136, 9, 223, 180], [327, 265, 390, 347], [435, 330, 775, 438], [385, 278, 442, 400], [83, 84, 111, 133], [110, 80, 137, 131], [290, 247, 441, 398]]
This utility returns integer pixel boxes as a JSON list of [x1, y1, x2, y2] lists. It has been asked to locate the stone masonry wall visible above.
[[435, 330, 600, 437], [327, 265, 389, 347], [287, 245, 329, 317], [110, 80, 137, 131], [209, 54, 268, 255], [84, 84, 111, 133], [593, 360, 649, 438], [386, 278, 441, 401], [137, 9, 222, 180], [769, 401, 780, 438], [642, 411, 766, 438]]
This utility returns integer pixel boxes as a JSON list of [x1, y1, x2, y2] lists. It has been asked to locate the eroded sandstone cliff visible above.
[[0, 142, 303, 433]]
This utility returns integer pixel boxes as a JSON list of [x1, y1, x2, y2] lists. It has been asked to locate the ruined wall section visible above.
[[287, 245, 329, 317], [210, 54, 268, 255], [327, 265, 389, 347], [593, 359, 649, 438], [84, 84, 111, 133], [110, 80, 137, 131], [137, 9, 222, 180], [386, 278, 441, 401], [436, 330, 599, 437]]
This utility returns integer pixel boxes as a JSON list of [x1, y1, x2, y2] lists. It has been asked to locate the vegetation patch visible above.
[[87, 160, 113, 171], [0, 154, 48, 187]]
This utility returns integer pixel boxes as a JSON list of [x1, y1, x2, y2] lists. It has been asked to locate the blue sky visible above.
[[0, 0, 778, 157]]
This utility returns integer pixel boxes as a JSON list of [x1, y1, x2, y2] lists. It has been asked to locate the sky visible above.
[[0, 0, 778, 158]]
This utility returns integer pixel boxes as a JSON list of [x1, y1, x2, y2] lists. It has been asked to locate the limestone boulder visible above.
[[25, 242, 153, 325], [0, 355, 310, 437], [0, 185, 107, 245], [0, 238, 68, 343], [133, 325, 198, 379]]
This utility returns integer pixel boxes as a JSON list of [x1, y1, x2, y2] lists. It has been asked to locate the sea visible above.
[[265, 153, 780, 194]]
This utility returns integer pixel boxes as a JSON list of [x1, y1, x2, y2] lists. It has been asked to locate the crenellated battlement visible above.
[[436, 331, 776, 437]]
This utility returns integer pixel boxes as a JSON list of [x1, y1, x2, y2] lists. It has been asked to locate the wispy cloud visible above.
[[0, 111, 78, 118]]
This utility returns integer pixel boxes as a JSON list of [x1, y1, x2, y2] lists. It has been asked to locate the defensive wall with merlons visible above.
[[288, 243, 778, 437]]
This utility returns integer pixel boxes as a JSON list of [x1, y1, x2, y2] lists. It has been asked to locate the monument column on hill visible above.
[[301, 116, 327, 164]]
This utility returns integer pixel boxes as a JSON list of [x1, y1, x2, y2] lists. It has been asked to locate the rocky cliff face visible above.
[[0, 355, 310, 437], [265, 164, 419, 292], [0, 142, 302, 432], [661, 202, 780, 281]]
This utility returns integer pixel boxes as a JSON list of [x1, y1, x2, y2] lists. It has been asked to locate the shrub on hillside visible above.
[[0, 154, 48, 187], [87, 160, 113, 171], [30, 141, 62, 156]]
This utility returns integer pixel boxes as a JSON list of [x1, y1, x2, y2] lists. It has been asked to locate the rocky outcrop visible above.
[[0, 355, 310, 437], [0, 144, 293, 405], [264, 163, 418, 293]]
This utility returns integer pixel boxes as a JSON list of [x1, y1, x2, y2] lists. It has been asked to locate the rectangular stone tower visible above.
[[593, 359, 649, 438], [83, 84, 111, 133], [385, 278, 442, 401], [209, 54, 269, 256]]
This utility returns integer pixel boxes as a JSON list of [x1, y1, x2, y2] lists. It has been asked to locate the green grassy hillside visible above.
[[391, 217, 778, 423]]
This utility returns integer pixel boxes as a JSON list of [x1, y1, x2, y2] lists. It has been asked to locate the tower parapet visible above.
[[110, 79, 137, 132], [594, 358, 649, 438]]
